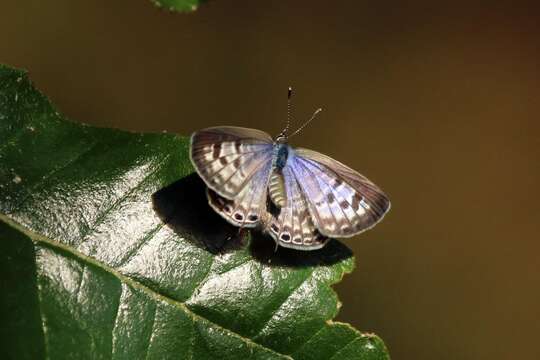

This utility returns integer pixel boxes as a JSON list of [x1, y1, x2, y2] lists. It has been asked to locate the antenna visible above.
[[283, 86, 293, 136], [288, 108, 323, 138]]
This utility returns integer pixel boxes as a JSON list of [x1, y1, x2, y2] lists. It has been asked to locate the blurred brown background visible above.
[[1, 1, 539, 359]]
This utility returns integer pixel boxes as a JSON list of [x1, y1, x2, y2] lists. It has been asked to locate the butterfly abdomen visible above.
[[268, 171, 286, 208]]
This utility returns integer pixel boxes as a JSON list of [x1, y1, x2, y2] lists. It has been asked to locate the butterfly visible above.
[[189, 89, 390, 250]]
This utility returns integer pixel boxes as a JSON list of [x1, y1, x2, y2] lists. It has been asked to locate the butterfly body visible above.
[[190, 126, 390, 251]]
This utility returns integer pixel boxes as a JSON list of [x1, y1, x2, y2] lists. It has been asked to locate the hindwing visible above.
[[264, 166, 329, 250]]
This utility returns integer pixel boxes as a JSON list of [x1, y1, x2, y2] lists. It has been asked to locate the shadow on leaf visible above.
[[152, 173, 243, 254], [152, 173, 353, 266], [249, 232, 352, 268]]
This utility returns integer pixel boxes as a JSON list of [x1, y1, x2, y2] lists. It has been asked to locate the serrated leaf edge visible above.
[[0, 64, 388, 359]]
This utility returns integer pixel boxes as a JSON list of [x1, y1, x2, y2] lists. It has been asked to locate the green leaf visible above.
[[0, 64, 390, 360], [150, 0, 205, 12]]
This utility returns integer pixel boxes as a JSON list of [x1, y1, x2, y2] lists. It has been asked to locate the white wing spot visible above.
[[360, 198, 370, 210]]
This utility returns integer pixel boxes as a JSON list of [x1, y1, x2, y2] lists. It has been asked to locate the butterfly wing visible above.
[[190, 126, 274, 227], [206, 158, 273, 228], [190, 126, 273, 199], [288, 148, 390, 238], [264, 164, 329, 250]]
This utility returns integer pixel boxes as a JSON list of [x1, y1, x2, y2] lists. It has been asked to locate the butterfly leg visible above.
[[225, 227, 248, 244], [240, 227, 250, 247]]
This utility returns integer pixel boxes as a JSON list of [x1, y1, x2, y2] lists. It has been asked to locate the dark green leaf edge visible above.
[[1, 212, 388, 359], [0, 214, 290, 358], [150, 0, 205, 12], [0, 64, 390, 359]]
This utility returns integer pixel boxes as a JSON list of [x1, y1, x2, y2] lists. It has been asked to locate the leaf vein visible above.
[[74, 264, 86, 304], [33, 243, 50, 360], [115, 222, 165, 267], [78, 153, 172, 243], [186, 254, 215, 300], [328, 336, 361, 360], [1, 214, 290, 359], [144, 303, 158, 360], [10, 140, 100, 212], [292, 324, 326, 356], [110, 284, 124, 358], [253, 269, 315, 338]]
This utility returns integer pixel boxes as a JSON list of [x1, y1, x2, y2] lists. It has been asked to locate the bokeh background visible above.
[[1, 1, 539, 358]]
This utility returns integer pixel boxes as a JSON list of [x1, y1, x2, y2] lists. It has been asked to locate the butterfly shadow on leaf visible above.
[[152, 173, 245, 254], [249, 232, 353, 268], [152, 173, 353, 267]]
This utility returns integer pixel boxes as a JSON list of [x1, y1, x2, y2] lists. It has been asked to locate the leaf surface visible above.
[[0, 65, 390, 360]]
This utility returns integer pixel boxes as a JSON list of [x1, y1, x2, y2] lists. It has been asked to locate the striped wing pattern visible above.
[[190, 127, 273, 199], [290, 148, 390, 238], [190, 126, 390, 250], [190, 127, 274, 227], [265, 164, 329, 250], [206, 159, 272, 228]]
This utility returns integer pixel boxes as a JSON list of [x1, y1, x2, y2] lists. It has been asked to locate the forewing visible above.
[[190, 126, 273, 199], [207, 159, 272, 228], [290, 148, 390, 238], [264, 165, 329, 250]]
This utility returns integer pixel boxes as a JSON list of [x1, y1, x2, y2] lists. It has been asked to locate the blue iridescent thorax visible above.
[[272, 143, 290, 170]]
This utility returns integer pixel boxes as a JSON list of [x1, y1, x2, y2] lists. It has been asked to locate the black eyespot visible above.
[[224, 205, 232, 213], [248, 214, 258, 222], [293, 237, 302, 244], [234, 213, 243, 221], [280, 233, 291, 241], [271, 224, 279, 233]]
